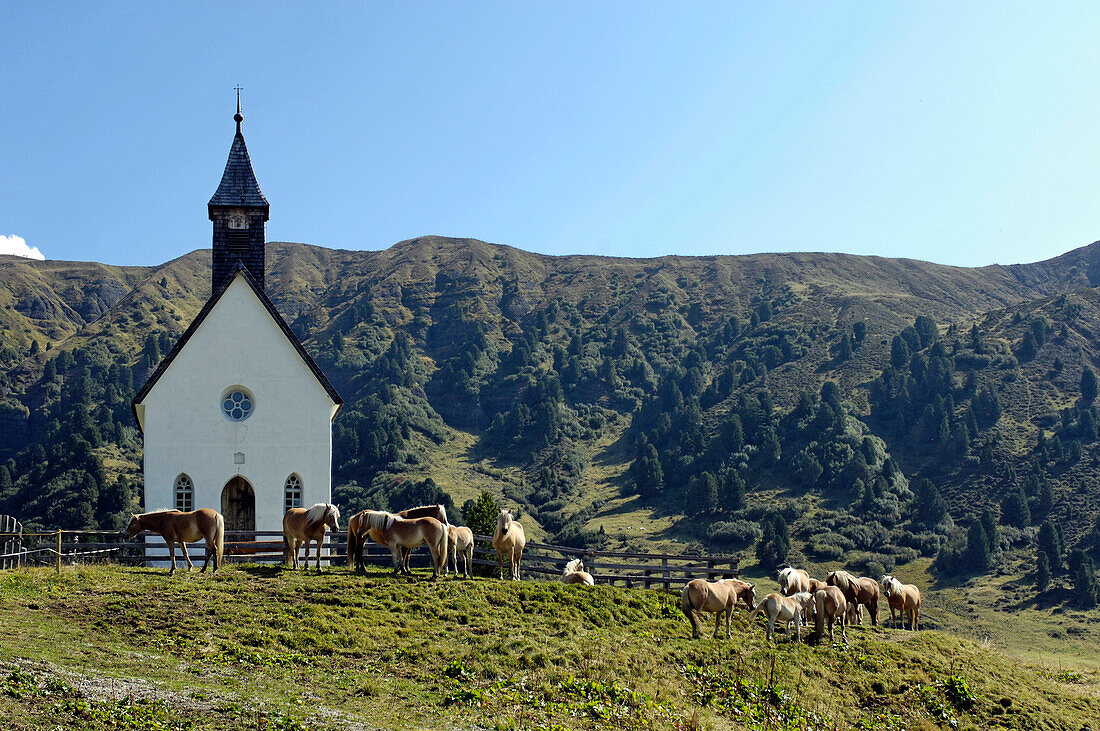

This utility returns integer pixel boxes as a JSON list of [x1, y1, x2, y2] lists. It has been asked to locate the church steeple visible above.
[[208, 90, 269, 295]]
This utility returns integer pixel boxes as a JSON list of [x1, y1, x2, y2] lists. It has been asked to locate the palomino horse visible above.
[[680, 578, 756, 639], [360, 510, 448, 579], [827, 570, 879, 626], [347, 504, 449, 571], [751, 592, 816, 642], [125, 509, 224, 575], [881, 574, 921, 630], [447, 524, 474, 578], [777, 567, 810, 596], [492, 509, 526, 581], [813, 586, 848, 643], [283, 503, 340, 571], [561, 558, 594, 586]]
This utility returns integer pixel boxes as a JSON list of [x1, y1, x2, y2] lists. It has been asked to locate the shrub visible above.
[[708, 520, 761, 547]]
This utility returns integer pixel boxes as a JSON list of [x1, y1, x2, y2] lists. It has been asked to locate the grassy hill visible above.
[[1, 563, 1098, 730], [3, 237, 1100, 673]]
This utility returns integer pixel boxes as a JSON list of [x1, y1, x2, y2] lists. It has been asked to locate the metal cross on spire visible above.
[[233, 85, 244, 131]]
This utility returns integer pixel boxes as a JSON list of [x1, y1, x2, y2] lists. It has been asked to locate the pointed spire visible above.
[[208, 89, 269, 210]]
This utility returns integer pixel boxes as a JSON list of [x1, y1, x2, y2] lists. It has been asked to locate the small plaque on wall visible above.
[[234, 452, 245, 464]]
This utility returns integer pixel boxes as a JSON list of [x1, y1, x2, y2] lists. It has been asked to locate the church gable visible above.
[[132, 268, 341, 431]]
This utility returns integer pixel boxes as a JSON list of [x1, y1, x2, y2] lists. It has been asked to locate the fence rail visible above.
[[0, 529, 738, 589]]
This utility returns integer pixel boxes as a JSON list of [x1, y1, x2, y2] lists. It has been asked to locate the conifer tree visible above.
[[1000, 484, 1030, 528], [967, 519, 991, 572], [1036, 550, 1051, 593], [1082, 366, 1098, 406], [1038, 520, 1064, 572]]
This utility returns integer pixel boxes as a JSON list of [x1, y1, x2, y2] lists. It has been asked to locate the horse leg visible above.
[[179, 541, 194, 572], [724, 605, 733, 639], [388, 544, 404, 575], [201, 535, 211, 572], [167, 540, 177, 575], [688, 609, 701, 639], [870, 598, 878, 626]]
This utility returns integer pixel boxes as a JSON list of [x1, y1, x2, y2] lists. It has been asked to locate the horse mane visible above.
[[404, 504, 448, 524], [304, 503, 331, 524], [364, 510, 395, 531], [143, 509, 178, 516], [564, 558, 584, 574]]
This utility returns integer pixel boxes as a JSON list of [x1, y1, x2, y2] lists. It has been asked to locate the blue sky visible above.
[[4, 3, 1100, 268]]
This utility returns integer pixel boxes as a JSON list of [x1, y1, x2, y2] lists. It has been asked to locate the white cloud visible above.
[[0, 235, 45, 260]]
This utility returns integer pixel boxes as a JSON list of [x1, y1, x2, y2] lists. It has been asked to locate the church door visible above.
[[221, 476, 256, 532]]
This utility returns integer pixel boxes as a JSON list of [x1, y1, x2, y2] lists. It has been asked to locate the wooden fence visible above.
[[0, 516, 22, 569], [0, 529, 738, 590]]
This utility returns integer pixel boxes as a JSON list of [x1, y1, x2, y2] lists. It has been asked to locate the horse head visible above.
[[124, 514, 143, 539], [777, 567, 791, 592], [497, 509, 513, 534], [326, 504, 341, 531], [564, 558, 584, 574], [741, 582, 757, 611]]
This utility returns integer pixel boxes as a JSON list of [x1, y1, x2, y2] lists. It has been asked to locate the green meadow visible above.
[[1, 563, 1097, 730]]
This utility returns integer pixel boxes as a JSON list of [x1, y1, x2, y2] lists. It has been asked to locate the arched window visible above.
[[284, 474, 302, 512], [174, 474, 194, 512]]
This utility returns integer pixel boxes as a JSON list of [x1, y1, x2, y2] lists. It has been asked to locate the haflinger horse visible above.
[[826, 570, 879, 626], [777, 567, 810, 596], [360, 510, 448, 579], [881, 574, 921, 630], [125, 509, 224, 575], [447, 524, 474, 578], [680, 578, 756, 640], [283, 503, 340, 571], [813, 585, 848, 643], [347, 504, 449, 572], [751, 591, 816, 642], [561, 558, 594, 586], [492, 509, 526, 581]]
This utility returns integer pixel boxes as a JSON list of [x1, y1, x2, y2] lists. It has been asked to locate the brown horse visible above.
[[881, 574, 921, 630], [680, 578, 756, 639], [283, 503, 340, 571], [360, 510, 448, 579], [827, 570, 880, 626], [125, 509, 224, 575], [561, 558, 594, 586], [813, 585, 848, 643], [492, 509, 526, 581], [347, 504, 449, 571], [447, 525, 474, 578]]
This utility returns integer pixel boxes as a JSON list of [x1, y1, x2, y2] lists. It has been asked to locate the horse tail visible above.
[[283, 531, 291, 566], [214, 512, 225, 571], [347, 518, 359, 569], [681, 585, 693, 619], [437, 521, 449, 573]]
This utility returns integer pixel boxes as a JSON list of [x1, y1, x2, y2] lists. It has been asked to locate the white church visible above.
[[132, 101, 342, 533]]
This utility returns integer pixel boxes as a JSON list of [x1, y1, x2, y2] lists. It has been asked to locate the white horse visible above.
[[751, 591, 816, 642], [561, 558, 594, 586], [492, 509, 526, 581], [777, 567, 810, 595]]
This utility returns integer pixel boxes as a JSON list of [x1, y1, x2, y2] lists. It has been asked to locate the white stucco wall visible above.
[[138, 274, 337, 532]]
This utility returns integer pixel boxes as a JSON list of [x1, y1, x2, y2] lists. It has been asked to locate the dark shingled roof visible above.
[[208, 128, 269, 211], [132, 264, 342, 431]]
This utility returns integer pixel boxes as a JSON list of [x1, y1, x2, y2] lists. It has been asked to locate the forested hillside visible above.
[[3, 237, 1100, 605]]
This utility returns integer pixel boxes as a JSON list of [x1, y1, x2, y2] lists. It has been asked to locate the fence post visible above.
[[662, 557, 670, 592], [55, 530, 62, 574]]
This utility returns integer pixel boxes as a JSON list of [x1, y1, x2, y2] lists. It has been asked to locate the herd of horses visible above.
[[123, 502, 528, 582], [124, 506, 921, 643], [680, 566, 922, 644]]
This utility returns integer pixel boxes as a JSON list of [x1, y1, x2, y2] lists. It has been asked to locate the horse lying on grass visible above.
[[561, 558, 594, 586], [752, 591, 816, 642], [681, 578, 756, 639], [881, 574, 921, 630], [125, 509, 224, 575], [283, 503, 340, 571]]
